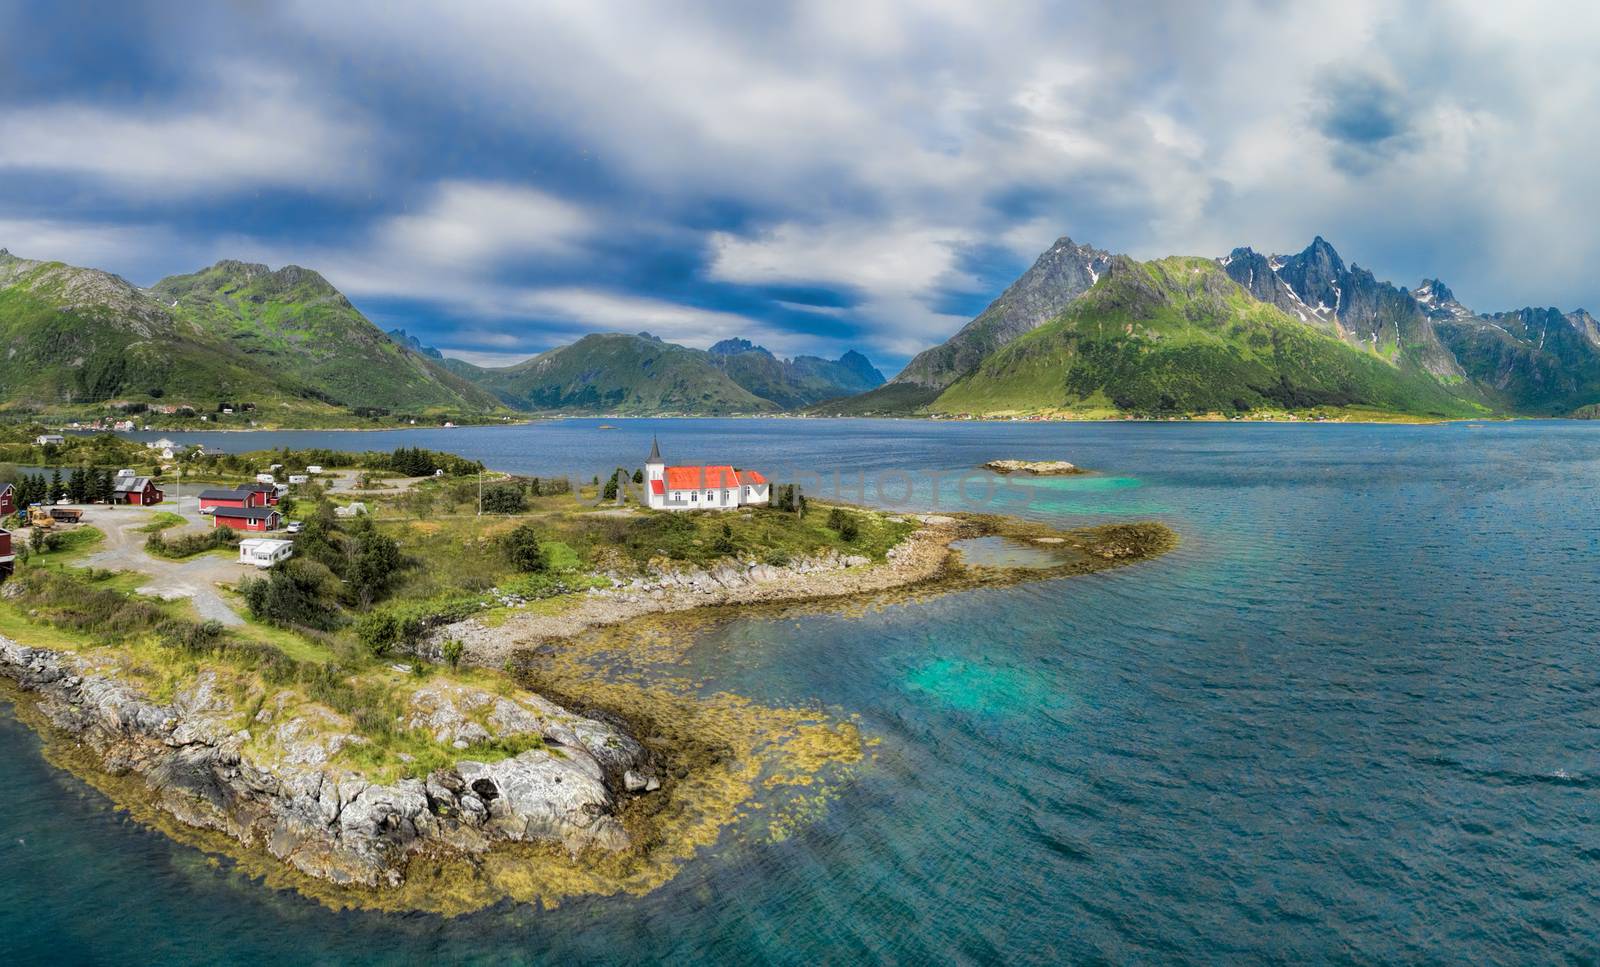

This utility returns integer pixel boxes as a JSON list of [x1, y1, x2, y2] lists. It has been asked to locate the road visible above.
[[67, 497, 256, 626]]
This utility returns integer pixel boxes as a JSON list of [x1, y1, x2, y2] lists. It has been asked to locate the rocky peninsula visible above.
[[0, 446, 1176, 915]]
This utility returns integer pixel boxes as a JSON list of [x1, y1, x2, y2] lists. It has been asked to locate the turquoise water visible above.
[[7, 418, 1600, 962]]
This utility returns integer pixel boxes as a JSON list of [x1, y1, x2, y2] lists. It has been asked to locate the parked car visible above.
[[285, 520, 303, 534]]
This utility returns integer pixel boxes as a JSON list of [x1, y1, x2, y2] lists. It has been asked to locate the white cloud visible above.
[[709, 220, 975, 357], [439, 348, 535, 368], [0, 70, 369, 197]]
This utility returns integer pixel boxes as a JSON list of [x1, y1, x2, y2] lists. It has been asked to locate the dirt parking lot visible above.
[[57, 497, 272, 626]]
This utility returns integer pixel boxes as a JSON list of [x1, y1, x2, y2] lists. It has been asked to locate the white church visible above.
[[644, 437, 770, 511]]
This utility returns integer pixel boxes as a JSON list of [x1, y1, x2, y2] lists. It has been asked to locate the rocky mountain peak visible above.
[[709, 337, 772, 357]]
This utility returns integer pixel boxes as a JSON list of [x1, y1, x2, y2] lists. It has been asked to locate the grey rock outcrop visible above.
[[0, 634, 659, 890]]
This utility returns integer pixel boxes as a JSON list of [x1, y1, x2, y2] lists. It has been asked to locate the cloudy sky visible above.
[[2, 1, 1597, 373]]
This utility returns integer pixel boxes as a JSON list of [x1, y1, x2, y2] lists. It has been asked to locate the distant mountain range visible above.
[[824, 235, 1600, 420], [446, 332, 884, 414], [6, 234, 1596, 425]]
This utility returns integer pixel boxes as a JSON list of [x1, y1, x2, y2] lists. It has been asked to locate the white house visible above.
[[36, 434, 64, 445], [644, 437, 769, 512], [238, 538, 294, 568]]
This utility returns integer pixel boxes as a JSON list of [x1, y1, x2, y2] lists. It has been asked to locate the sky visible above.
[[2, 1, 1599, 374]]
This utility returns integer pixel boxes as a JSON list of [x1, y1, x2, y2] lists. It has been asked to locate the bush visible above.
[[481, 485, 526, 514], [500, 523, 546, 572], [241, 559, 343, 631], [441, 638, 464, 670], [827, 507, 860, 542], [146, 527, 238, 559]]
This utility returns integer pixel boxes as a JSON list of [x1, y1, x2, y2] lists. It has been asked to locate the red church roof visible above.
[[663, 465, 742, 490]]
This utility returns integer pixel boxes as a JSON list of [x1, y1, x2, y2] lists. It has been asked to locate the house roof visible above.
[[198, 488, 249, 501], [212, 505, 280, 520], [737, 469, 768, 485], [240, 482, 276, 493], [663, 465, 742, 490], [113, 476, 154, 493]]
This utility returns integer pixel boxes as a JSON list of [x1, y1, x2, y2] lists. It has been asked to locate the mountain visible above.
[[830, 237, 1111, 414], [1430, 301, 1600, 414], [451, 333, 886, 414], [468, 332, 779, 414], [0, 249, 503, 420], [706, 338, 885, 408], [1223, 238, 1464, 380], [387, 328, 444, 359], [932, 256, 1479, 419], [151, 260, 503, 414]]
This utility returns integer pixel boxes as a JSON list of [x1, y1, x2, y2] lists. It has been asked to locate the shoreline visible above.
[[0, 507, 1176, 915], [442, 514, 1178, 668]]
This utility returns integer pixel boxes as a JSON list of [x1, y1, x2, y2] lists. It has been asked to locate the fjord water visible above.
[[6, 419, 1600, 964]]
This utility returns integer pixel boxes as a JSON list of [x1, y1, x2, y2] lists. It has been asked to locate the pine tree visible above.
[[49, 468, 63, 502], [67, 467, 87, 503]]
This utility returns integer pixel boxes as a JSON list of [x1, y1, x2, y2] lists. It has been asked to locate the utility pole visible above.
[[477, 469, 483, 516]]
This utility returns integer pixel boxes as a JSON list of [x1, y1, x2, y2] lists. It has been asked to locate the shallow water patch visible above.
[[902, 657, 1067, 716]]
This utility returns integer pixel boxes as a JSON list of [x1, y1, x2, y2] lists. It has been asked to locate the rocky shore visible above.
[[442, 515, 970, 665], [0, 633, 660, 891]]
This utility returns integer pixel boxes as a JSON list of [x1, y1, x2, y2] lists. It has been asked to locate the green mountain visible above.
[[152, 261, 501, 414], [468, 332, 780, 414], [931, 256, 1482, 419], [0, 250, 504, 422], [451, 332, 885, 414], [834, 237, 1110, 414], [0, 250, 293, 412]]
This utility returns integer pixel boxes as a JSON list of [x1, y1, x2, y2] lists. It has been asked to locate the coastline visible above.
[[442, 514, 1178, 668], [0, 506, 1176, 915]]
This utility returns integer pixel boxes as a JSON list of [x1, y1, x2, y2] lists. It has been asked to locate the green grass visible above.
[[136, 511, 188, 533]]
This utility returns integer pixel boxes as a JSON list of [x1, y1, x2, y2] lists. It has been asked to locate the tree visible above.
[[49, 468, 62, 502], [348, 528, 403, 607], [501, 522, 546, 572], [67, 467, 87, 503]]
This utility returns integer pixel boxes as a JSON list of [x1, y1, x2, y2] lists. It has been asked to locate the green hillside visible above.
[[473, 332, 780, 414], [933, 257, 1485, 420], [0, 250, 506, 424], [0, 252, 305, 413], [153, 261, 502, 414]]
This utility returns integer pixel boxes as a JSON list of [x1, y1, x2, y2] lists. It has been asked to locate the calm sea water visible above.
[[6, 418, 1600, 964]]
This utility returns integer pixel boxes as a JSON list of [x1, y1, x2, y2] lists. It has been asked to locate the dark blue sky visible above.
[[2, 1, 1596, 373]]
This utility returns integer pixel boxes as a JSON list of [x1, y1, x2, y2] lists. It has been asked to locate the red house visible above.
[[0, 528, 12, 579], [211, 506, 281, 531], [111, 476, 164, 506], [0, 483, 14, 517], [239, 482, 280, 506], [198, 488, 254, 513]]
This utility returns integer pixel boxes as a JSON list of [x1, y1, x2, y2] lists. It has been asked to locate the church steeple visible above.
[[648, 436, 662, 463]]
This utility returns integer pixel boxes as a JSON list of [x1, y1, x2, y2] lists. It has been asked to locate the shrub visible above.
[[480, 485, 526, 514], [441, 638, 464, 670], [241, 559, 343, 631], [828, 507, 860, 542], [501, 523, 546, 573]]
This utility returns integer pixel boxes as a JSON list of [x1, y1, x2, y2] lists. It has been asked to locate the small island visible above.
[[982, 459, 1086, 476], [0, 437, 1174, 914]]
